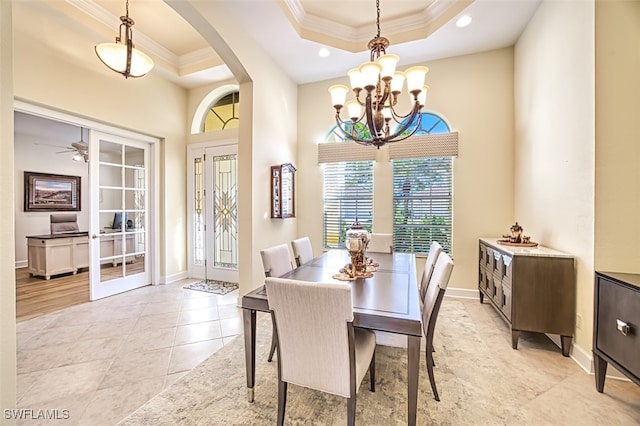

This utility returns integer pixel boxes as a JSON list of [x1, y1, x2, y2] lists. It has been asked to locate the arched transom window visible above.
[[203, 91, 239, 132]]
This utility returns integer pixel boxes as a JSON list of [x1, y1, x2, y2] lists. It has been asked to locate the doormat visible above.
[[184, 280, 239, 295]]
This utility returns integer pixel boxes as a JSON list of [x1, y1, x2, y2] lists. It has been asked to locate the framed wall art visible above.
[[24, 171, 81, 212]]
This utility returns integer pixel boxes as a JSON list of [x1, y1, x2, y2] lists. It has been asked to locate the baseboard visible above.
[[445, 287, 479, 300], [15, 261, 27, 269], [160, 270, 189, 285]]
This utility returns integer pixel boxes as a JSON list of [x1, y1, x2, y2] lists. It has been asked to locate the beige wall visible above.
[[1, 0, 16, 417], [174, 1, 298, 296], [12, 1, 189, 281], [514, 0, 595, 353], [594, 0, 640, 272], [297, 48, 515, 294]]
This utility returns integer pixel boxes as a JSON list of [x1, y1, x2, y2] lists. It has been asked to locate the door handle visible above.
[[92, 234, 100, 239]]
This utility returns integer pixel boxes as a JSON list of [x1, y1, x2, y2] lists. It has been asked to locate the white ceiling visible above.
[[61, 0, 542, 88], [15, 0, 542, 146]]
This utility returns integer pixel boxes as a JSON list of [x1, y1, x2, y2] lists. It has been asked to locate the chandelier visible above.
[[94, 0, 154, 78], [328, 0, 428, 148]]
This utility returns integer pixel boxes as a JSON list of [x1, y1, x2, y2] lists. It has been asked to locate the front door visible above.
[[191, 145, 238, 283], [89, 131, 150, 300]]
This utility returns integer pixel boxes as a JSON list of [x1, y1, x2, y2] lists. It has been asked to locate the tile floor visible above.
[[15, 279, 240, 426]]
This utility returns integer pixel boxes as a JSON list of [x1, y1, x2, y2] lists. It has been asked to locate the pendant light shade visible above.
[[95, 0, 153, 78], [95, 42, 154, 78]]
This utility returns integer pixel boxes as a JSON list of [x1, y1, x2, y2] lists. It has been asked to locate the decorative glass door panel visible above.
[[191, 145, 238, 283], [212, 154, 237, 268]]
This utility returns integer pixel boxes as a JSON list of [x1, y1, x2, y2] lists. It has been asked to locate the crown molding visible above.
[[282, 0, 466, 48], [66, 0, 217, 75]]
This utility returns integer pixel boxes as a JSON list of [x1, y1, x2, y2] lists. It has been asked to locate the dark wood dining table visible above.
[[241, 249, 423, 426]]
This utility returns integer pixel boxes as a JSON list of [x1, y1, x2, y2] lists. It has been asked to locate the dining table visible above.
[[241, 249, 423, 426]]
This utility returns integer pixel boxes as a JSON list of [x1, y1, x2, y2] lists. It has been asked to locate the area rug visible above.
[[183, 279, 238, 295], [118, 300, 640, 425]]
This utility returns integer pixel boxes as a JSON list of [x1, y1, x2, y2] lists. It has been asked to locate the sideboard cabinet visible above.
[[478, 238, 576, 356], [593, 271, 640, 392]]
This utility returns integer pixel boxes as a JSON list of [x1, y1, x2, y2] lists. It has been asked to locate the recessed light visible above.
[[456, 15, 472, 28], [318, 47, 330, 58]]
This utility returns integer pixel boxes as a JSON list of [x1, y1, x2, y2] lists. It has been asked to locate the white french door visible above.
[[89, 130, 151, 300], [190, 144, 238, 283]]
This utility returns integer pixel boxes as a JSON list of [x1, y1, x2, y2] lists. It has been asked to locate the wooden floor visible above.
[[16, 267, 90, 322], [15, 259, 145, 322]]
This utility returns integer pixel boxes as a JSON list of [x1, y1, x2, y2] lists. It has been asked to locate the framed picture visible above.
[[24, 171, 81, 212]]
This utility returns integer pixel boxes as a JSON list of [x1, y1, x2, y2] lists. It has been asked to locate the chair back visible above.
[[422, 252, 454, 336], [260, 244, 294, 278], [420, 241, 443, 301], [291, 236, 314, 267], [266, 277, 354, 397], [50, 213, 79, 234], [367, 233, 393, 253]]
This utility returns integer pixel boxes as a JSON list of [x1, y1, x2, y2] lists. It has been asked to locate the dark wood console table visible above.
[[593, 271, 640, 392], [478, 238, 576, 356]]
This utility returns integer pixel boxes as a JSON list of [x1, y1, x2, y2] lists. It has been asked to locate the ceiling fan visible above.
[[57, 127, 89, 162]]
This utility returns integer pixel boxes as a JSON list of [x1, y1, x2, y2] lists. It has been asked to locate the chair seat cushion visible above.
[[354, 328, 376, 390]]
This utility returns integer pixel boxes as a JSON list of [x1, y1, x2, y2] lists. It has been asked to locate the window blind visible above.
[[323, 161, 374, 249], [392, 157, 452, 254], [388, 131, 459, 159]]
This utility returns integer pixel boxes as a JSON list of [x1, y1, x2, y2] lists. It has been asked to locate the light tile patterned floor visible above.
[[15, 279, 240, 426]]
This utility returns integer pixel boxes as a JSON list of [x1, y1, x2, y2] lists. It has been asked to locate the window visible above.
[[322, 125, 374, 249], [391, 113, 454, 254], [203, 91, 239, 132], [323, 161, 374, 249]]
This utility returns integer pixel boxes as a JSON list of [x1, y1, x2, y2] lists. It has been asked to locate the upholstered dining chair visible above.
[[291, 236, 314, 267], [260, 243, 295, 362], [422, 251, 454, 401], [265, 277, 376, 426], [419, 241, 443, 304], [367, 233, 393, 253]]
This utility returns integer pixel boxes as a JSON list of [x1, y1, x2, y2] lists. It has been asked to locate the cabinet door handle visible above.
[[616, 319, 630, 336]]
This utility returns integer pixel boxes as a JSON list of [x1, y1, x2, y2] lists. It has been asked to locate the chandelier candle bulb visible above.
[[405, 66, 429, 94], [390, 71, 406, 93], [348, 68, 364, 91], [329, 85, 349, 108], [359, 62, 382, 91], [346, 100, 362, 121], [377, 53, 399, 80], [418, 86, 429, 107]]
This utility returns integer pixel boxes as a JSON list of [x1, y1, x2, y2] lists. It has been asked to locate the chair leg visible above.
[[268, 334, 277, 362], [369, 350, 376, 392], [277, 379, 287, 426], [347, 395, 356, 426], [426, 348, 440, 401]]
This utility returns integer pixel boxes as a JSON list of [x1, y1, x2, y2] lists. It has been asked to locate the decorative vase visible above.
[[346, 219, 370, 276]]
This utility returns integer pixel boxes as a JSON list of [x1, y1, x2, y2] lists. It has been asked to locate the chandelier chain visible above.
[[375, 0, 381, 38]]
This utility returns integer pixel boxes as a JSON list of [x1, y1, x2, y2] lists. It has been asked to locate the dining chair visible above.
[[265, 277, 376, 426], [367, 233, 393, 253], [419, 241, 443, 303], [260, 243, 295, 362], [291, 236, 314, 267], [422, 251, 454, 401]]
